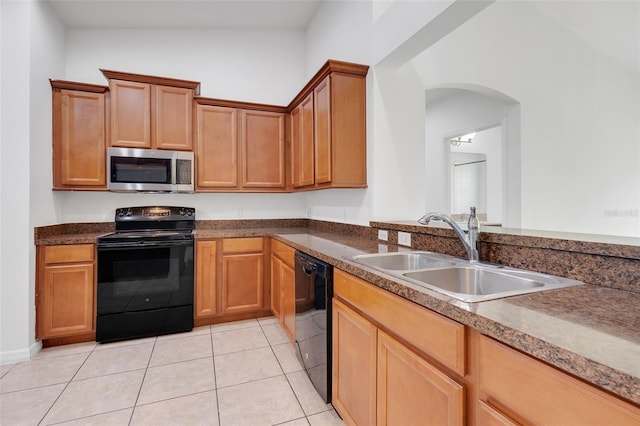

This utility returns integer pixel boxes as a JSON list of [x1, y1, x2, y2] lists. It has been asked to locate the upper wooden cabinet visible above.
[[50, 80, 107, 190], [289, 60, 369, 189], [291, 92, 314, 188], [51, 60, 367, 193], [196, 104, 239, 189], [195, 100, 287, 192], [241, 109, 286, 189], [102, 69, 200, 151]]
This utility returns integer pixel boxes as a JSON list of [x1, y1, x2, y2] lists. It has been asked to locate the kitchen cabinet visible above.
[[102, 70, 200, 151], [270, 239, 296, 342], [36, 244, 95, 340], [288, 61, 369, 189], [242, 110, 286, 189], [50, 80, 107, 190], [195, 100, 286, 191], [474, 331, 640, 425], [333, 269, 465, 426], [221, 237, 266, 315], [195, 240, 217, 319], [291, 92, 314, 188], [377, 330, 464, 426], [332, 298, 378, 426], [195, 104, 239, 189]]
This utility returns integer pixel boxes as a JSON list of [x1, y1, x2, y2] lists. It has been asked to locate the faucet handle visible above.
[[468, 206, 479, 231]]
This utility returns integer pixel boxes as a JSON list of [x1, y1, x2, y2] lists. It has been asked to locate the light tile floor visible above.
[[0, 317, 344, 426]]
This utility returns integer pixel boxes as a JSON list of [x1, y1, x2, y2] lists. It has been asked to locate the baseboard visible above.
[[0, 340, 42, 365]]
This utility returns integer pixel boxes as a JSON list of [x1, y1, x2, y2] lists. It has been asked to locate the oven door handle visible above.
[[97, 240, 193, 250]]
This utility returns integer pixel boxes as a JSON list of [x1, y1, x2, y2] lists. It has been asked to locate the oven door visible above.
[[97, 240, 194, 315]]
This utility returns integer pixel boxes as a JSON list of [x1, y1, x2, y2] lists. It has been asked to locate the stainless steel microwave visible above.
[[107, 147, 194, 193]]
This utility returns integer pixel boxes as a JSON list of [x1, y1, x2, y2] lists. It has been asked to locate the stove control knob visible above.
[[187, 209, 193, 216], [126, 208, 132, 216], [178, 208, 185, 216], [117, 209, 124, 217]]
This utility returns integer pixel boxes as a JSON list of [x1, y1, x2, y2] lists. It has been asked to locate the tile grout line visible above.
[[208, 327, 223, 426], [37, 342, 99, 425], [259, 319, 311, 425], [127, 336, 158, 425]]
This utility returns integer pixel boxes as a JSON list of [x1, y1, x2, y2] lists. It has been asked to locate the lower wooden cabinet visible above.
[[221, 238, 265, 314], [474, 332, 640, 425], [270, 239, 296, 342], [333, 270, 464, 426], [195, 240, 217, 319], [195, 238, 270, 324], [270, 256, 283, 320], [36, 244, 95, 339], [377, 330, 464, 426], [332, 298, 377, 426]]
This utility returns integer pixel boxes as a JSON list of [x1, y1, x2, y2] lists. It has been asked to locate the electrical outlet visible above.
[[398, 231, 412, 247], [378, 230, 388, 241], [378, 244, 389, 253]]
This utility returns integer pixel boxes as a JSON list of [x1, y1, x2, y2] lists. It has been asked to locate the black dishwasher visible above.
[[294, 251, 333, 403]]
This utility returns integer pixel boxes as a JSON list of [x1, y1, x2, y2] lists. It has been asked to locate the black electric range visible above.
[[96, 206, 195, 343]]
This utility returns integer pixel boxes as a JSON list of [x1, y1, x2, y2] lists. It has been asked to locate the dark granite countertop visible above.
[[270, 231, 640, 406], [35, 226, 640, 405]]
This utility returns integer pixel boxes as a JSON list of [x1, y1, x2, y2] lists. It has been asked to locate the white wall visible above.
[[304, 0, 374, 225], [411, 1, 640, 236], [1, 0, 65, 363], [64, 28, 307, 104], [450, 126, 502, 223], [425, 88, 514, 224]]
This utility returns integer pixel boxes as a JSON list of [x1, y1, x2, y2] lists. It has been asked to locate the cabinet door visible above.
[[153, 85, 193, 151], [53, 89, 106, 189], [39, 263, 94, 339], [195, 240, 217, 319], [221, 238, 264, 314], [291, 93, 314, 188], [478, 334, 640, 425], [332, 299, 377, 426], [329, 73, 367, 187], [222, 253, 264, 314], [281, 261, 295, 343], [377, 331, 464, 426], [196, 104, 239, 188], [109, 80, 151, 148], [270, 256, 283, 320], [241, 110, 285, 188], [314, 76, 331, 184]]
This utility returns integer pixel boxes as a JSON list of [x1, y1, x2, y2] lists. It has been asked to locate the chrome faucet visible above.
[[418, 207, 479, 262]]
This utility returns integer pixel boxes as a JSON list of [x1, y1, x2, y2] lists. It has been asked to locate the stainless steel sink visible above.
[[350, 251, 583, 302], [351, 251, 455, 271]]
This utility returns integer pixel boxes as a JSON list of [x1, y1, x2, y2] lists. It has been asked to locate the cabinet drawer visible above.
[[271, 239, 295, 267], [222, 237, 263, 253], [43, 244, 94, 264], [478, 334, 640, 424], [334, 269, 465, 376]]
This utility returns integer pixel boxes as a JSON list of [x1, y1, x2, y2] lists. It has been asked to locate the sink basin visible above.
[[401, 265, 584, 302], [349, 251, 583, 302], [402, 267, 544, 300], [351, 251, 455, 271]]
